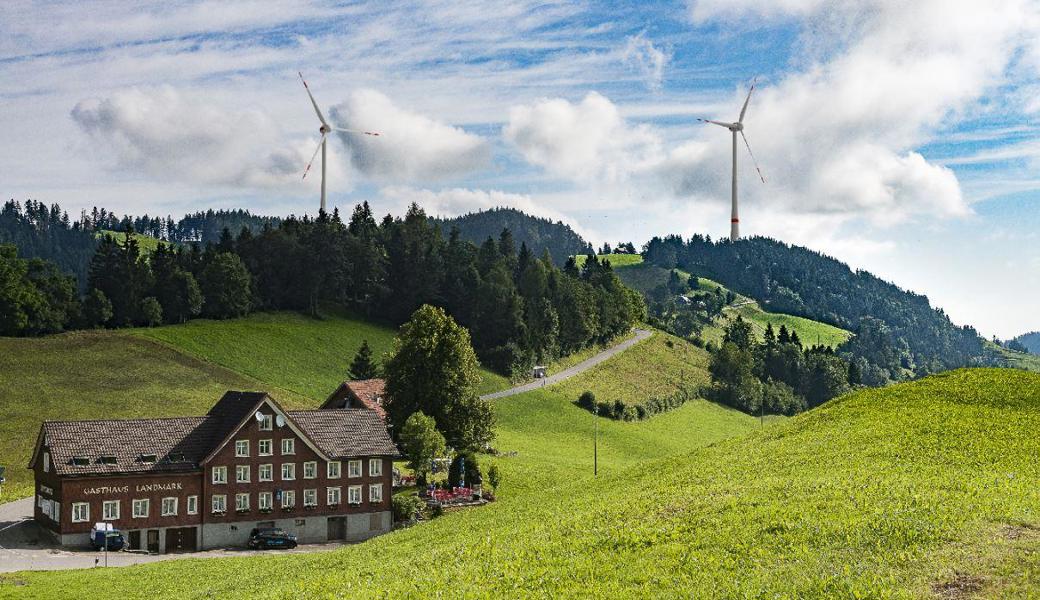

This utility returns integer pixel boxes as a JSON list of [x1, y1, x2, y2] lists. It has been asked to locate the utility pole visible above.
[[593, 404, 599, 477]]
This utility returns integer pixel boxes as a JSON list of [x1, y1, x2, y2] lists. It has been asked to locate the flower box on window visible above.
[[236, 508, 249, 514], [304, 504, 317, 510], [212, 511, 226, 517], [327, 503, 339, 509], [259, 508, 273, 514], [282, 506, 296, 513], [348, 501, 361, 507]]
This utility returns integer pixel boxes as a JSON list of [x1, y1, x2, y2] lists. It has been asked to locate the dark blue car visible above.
[[91, 529, 125, 551], [247, 528, 298, 550]]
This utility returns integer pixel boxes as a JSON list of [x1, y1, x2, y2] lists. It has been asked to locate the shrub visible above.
[[448, 452, 481, 488], [138, 297, 163, 327], [392, 494, 425, 523], [577, 390, 596, 410], [487, 464, 501, 491]]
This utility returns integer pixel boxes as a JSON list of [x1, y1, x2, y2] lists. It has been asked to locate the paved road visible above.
[[481, 328, 652, 400]]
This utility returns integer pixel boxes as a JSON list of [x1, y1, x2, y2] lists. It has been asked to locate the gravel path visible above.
[[481, 328, 652, 400]]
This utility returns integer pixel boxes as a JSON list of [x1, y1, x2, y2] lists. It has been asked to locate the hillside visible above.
[[0, 310, 510, 501], [1013, 331, 1040, 354], [587, 253, 851, 348], [434, 207, 593, 265], [0, 332, 310, 500], [8, 368, 1039, 597]]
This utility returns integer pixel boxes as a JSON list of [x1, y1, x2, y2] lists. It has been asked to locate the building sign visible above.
[[83, 482, 184, 496]]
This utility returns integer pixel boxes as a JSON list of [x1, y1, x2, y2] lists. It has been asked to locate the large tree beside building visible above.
[[383, 304, 494, 451]]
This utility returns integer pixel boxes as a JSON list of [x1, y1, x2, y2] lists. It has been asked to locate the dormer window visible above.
[[140, 454, 158, 463], [100, 456, 117, 465], [72, 456, 90, 467], [168, 452, 187, 462]]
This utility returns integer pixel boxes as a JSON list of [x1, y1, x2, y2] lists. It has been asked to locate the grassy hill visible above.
[[0, 332, 310, 500], [591, 254, 851, 348], [96, 230, 166, 254], [9, 368, 1040, 597]]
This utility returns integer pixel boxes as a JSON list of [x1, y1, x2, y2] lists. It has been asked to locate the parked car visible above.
[[90, 528, 125, 551], [247, 528, 298, 550]]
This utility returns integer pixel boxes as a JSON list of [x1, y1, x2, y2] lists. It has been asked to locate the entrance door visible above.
[[128, 530, 141, 550], [327, 517, 346, 541], [166, 527, 197, 553], [147, 529, 160, 553]]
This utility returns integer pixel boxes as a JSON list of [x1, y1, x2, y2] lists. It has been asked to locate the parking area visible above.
[[0, 498, 352, 573]]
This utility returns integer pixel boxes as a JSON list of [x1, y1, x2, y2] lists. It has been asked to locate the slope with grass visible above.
[[134, 308, 511, 399], [0, 332, 309, 501], [600, 254, 851, 348], [96, 230, 166, 254], [9, 369, 1040, 598]]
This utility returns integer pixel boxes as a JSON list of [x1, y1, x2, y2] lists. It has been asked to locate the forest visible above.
[[432, 207, 593, 266], [644, 234, 991, 382], [0, 201, 644, 378]]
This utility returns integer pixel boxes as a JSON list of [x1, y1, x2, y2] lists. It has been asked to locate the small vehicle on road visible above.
[[247, 527, 298, 550], [90, 525, 125, 551]]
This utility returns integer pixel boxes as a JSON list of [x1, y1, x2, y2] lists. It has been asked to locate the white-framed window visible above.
[[71, 502, 89, 523], [348, 485, 362, 505], [281, 463, 296, 481], [303, 461, 317, 479], [212, 494, 227, 513], [304, 489, 318, 507], [235, 493, 249, 512], [281, 438, 295, 455], [161, 497, 178, 516], [235, 440, 249, 457], [258, 439, 273, 456], [186, 496, 198, 515], [43, 451, 50, 473], [212, 465, 227, 484], [327, 486, 341, 506], [259, 492, 273, 511], [260, 414, 273, 431], [369, 458, 383, 477], [327, 461, 341, 479], [369, 483, 383, 503], [236, 464, 251, 483], [348, 459, 362, 478], [259, 463, 273, 482], [282, 490, 296, 509], [132, 498, 149, 518], [103, 500, 119, 520]]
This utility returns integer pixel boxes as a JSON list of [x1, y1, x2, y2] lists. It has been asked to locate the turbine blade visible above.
[[302, 134, 326, 179], [740, 130, 766, 183], [698, 118, 732, 128], [298, 71, 328, 126], [738, 78, 757, 124], [332, 127, 381, 137]]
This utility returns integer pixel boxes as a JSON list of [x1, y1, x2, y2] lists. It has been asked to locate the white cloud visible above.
[[623, 33, 669, 91], [504, 92, 663, 183], [70, 86, 317, 189], [330, 90, 490, 182]]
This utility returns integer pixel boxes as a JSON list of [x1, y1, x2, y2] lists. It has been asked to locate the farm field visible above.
[[8, 368, 1040, 597], [0, 332, 309, 501], [134, 309, 511, 399]]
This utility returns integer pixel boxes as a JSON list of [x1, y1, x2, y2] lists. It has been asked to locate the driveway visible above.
[[481, 328, 652, 400], [0, 497, 351, 573]]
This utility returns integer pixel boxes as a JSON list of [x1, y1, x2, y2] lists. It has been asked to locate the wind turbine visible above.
[[299, 72, 381, 214], [699, 79, 765, 242]]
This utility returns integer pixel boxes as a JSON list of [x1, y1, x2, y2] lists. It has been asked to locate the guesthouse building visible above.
[[28, 389, 399, 553]]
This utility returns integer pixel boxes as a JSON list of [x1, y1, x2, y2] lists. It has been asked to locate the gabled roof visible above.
[[31, 390, 399, 478], [288, 409, 399, 458], [32, 416, 218, 476], [320, 378, 387, 419]]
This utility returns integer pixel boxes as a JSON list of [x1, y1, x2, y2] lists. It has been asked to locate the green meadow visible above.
[[7, 368, 1040, 598]]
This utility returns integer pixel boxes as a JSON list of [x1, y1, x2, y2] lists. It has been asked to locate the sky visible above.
[[1, 0, 1039, 339]]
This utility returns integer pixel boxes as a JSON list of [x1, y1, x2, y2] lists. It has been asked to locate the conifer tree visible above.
[[349, 340, 379, 380]]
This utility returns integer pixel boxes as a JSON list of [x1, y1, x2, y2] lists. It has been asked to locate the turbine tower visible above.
[[698, 80, 765, 242], [299, 72, 381, 214]]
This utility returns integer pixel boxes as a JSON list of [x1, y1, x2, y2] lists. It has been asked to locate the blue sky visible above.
[[1, 0, 1038, 338]]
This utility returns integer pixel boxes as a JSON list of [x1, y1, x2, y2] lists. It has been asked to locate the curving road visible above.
[[481, 328, 652, 400]]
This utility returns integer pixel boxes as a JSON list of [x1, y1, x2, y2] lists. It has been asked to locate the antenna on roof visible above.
[[255, 411, 265, 422], [275, 415, 286, 428]]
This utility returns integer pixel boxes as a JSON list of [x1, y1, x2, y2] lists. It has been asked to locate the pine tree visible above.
[[349, 340, 379, 380]]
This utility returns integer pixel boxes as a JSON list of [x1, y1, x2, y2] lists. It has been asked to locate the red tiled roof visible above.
[[344, 379, 387, 418]]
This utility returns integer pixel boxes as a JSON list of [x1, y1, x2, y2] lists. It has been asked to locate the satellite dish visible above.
[[275, 415, 286, 428], [255, 411, 265, 422]]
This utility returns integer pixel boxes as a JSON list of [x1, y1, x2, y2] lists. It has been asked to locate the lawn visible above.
[[8, 368, 1039, 597], [573, 253, 643, 268], [0, 332, 308, 501], [134, 309, 511, 399]]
